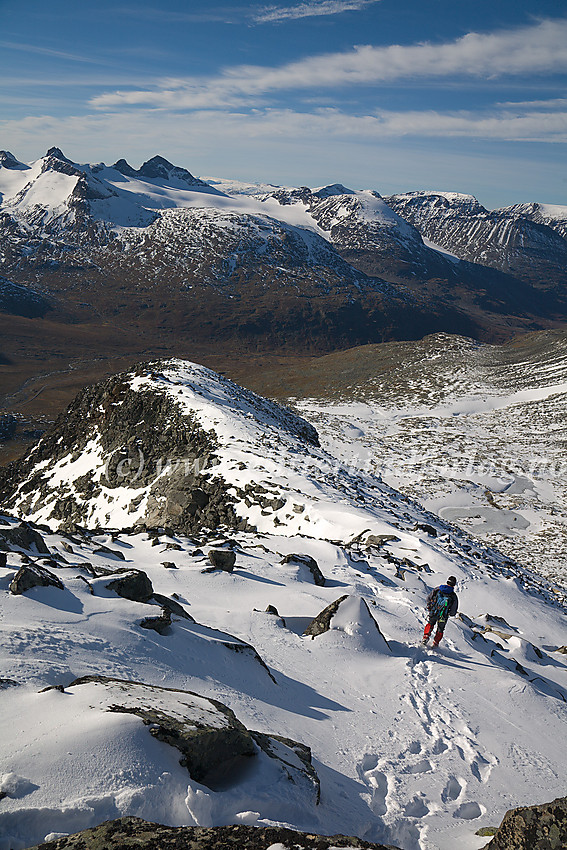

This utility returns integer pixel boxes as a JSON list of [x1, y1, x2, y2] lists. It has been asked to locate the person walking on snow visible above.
[[422, 576, 458, 647]]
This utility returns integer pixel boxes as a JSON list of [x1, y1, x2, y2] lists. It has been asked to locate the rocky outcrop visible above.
[[0, 366, 239, 534], [28, 817, 403, 850], [483, 795, 567, 849]]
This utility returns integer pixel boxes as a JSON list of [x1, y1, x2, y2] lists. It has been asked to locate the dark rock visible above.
[[104, 569, 153, 602], [152, 593, 195, 621], [265, 604, 280, 616], [139, 608, 172, 634], [161, 561, 178, 569], [365, 534, 400, 548], [281, 553, 326, 586], [93, 544, 126, 560], [303, 595, 348, 637], [207, 549, 236, 571], [483, 795, 567, 849], [0, 678, 20, 689], [415, 523, 438, 537], [9, 563, 64, 595], [27, 816, 403, 849], [0, 552, 6, 567], [0, 522, 50, 554], [0, 414, 17, 441]]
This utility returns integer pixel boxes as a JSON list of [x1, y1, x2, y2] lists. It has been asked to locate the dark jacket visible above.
[[427, 585, 458, 620]]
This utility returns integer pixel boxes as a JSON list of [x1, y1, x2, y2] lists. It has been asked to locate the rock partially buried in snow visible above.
[[9, 564, 64, 595], [0, 521, 50, 555], [26, 816, 404, 849], [303, 595, 391, 652], [63, 676, 256, 789], [281, 553, 326, 586]]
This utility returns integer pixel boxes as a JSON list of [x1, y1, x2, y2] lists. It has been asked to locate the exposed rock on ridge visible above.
[[28, 816, 403, 850]]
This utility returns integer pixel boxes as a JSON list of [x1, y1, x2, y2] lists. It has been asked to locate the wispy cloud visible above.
[[252, 0, 380, 24], [8, 102, 565, 148], [0, 40, 107, 65], [90, 18, 567, 111]]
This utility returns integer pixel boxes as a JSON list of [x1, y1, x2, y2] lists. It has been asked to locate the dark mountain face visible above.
[[384, 191, 567, 292]]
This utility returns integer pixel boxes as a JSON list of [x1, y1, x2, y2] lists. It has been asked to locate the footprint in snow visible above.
[[453, 801, 484, 820], [357, 755, 389, 817], [441, 775, 464, 803]]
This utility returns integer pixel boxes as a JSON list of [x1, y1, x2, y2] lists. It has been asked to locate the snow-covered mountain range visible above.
[[0, 360, 565, 850], [1, 148, 565, 355]]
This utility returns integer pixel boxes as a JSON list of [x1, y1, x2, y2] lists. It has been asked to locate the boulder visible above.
[[0, 522, 50, 555], [483, 795, 567, 849], [151, 593, 195, 621], [207, 549, 236, 572], [104, 569, 153, 602], [27, 816, 403, 849], [281, 553, 326, 586], [9, 564, 64, 595]]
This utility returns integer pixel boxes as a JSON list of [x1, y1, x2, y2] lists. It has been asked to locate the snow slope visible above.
[[293, 332, 567, 587], [1, 360, 566, 850]]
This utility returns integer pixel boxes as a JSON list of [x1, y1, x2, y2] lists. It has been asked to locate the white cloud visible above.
[[253, 0, 380, 24], [3, 102, 567, 154], [90, 18, 567, 111]]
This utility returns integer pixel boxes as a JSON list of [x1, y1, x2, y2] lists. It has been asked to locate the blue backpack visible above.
[[428, 586, 454, 619]]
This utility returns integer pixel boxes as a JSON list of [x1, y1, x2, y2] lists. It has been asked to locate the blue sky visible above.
[[0, 0, 566, 208]]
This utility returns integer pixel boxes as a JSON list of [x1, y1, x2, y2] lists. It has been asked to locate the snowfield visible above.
[[0, 359, 565, 850]]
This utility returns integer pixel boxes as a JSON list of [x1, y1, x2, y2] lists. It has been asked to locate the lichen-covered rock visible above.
[[104, 569, 153, 602], [9, 564, 64, 595], [27, 816, 403, 849], [483, 796, 567, 850], [281, 553, 326, 586]]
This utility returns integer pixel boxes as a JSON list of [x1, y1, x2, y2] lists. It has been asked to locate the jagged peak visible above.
[[45, 147, 73, 164], [0, 150, 27, 170]]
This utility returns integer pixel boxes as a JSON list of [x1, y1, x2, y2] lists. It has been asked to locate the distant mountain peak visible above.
[[0, 150, 27, 170], [313, 183, 356, 198], [45, 146, 73, 164], [112, 157, 138, 177]]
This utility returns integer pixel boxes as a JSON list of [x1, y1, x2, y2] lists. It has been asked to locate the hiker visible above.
[[422, 576, 458, 647]]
